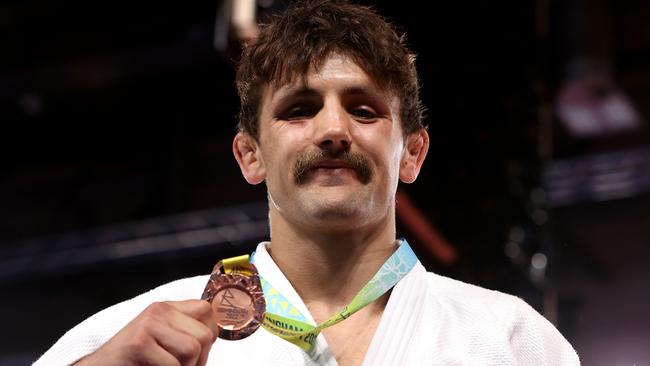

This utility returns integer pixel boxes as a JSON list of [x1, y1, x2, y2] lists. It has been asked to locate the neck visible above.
[[267, 207, 398, 314]]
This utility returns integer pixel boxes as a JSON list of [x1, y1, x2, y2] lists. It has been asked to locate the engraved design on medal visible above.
[[201, 260, 266, 340], [213, 287, 254, 330]]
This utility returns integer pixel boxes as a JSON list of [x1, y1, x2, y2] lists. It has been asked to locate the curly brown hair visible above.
[[235, 0, 425, 139]]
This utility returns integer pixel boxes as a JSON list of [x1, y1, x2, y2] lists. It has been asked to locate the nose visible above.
[[313, 101, 352, 153]]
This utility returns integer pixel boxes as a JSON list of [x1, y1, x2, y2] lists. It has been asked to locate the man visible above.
[[34, 0, 580, 365]]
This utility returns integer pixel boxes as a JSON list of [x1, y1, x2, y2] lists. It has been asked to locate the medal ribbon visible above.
[[222, 254, 254, 276], [251, 239, 418, 351]]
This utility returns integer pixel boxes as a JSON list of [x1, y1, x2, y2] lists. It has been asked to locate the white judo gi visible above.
[[34, 242, 580, 365]]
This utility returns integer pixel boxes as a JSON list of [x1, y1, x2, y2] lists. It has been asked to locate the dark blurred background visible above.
[[2, 0, 649, 365]]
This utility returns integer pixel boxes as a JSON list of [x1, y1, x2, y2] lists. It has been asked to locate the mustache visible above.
[[293, 149, 372, 185]]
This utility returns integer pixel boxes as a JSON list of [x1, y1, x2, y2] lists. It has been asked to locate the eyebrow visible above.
[[343, 86, 386, 102], [271, 84, 386, 105], [272, 86, 318, 104]]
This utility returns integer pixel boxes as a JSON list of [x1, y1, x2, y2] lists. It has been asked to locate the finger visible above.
[[167, 300, 219, 340], [142, 343, 183, 366], [166, 300, 212, 319], [163, 301, 216, 365], [169, 313, 215, 366], [151, 324, 202, 366]]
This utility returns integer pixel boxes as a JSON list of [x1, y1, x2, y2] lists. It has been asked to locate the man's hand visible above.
[[75, 300, 218, 366]]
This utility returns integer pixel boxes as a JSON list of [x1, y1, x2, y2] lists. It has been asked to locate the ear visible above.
[[399, 129, 429, 183], [233, 132, 266, 185]]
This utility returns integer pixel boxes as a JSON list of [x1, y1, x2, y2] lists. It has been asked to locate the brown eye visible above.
[[351, 107, 378, 121], [284, 106, 314, 120], [278, 101, 320, 121]]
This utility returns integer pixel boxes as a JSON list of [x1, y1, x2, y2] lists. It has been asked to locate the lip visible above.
[[312, 159, 353, 169]]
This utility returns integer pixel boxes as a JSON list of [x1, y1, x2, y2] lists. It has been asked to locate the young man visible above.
[[35, 1, 580, 365]]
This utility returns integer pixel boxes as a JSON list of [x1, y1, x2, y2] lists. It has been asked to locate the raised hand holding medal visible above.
[[203, 240, 418, 351]]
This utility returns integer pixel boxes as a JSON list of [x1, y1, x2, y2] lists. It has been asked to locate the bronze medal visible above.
[[201, 257, 266, 340]]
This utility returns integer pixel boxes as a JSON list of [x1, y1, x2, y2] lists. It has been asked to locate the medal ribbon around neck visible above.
[[248, 239, 418, 351]]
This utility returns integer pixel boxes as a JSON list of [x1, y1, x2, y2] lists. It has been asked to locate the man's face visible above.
[[251, 54, 412, 230]]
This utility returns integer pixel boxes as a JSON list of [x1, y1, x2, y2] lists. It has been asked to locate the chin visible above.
[[311, 205, 360, 220], [292, 187, 382, 226], [305, 197, 370, 223]]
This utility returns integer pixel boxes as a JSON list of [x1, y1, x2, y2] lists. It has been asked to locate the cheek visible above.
[[260, 129, 307, 179], [372, 145, 400, 170], [385, 142, 407, 184], [355, 127, 403, 170], [261, 145, 284, 176]]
